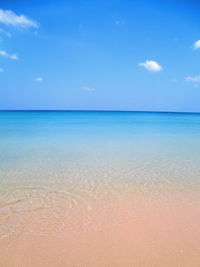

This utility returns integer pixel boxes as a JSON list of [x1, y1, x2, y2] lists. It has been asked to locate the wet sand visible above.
[[0, 186, 199, 267]]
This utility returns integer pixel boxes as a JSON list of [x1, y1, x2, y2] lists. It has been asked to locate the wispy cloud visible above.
[[0, 67, 4, 72], [193, 40, 200, 50], [83, 86, 96, 91], [116, 20, 124, 25], [0, 49, 18, 60], [169, 78, 178, 83], [34, 77, 44, 82], [0, 28, 11, 38], [139, 60, 163, 72], [0, 9, 38, 28], [185, 75, 200, 83]]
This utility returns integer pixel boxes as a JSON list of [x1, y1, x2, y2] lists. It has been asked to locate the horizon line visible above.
[[0, 109, 200, 114]]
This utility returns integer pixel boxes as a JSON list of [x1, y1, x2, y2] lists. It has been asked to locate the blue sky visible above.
[[0, 0, 200, 111]]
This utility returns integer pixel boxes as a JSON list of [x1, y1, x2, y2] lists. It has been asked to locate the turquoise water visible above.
[[0, 111, 200, 189]]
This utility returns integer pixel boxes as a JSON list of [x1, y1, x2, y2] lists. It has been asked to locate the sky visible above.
[[0, 0, 200, 112]]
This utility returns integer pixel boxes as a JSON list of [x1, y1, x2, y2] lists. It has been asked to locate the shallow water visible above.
[[0, 111, 200, 266]]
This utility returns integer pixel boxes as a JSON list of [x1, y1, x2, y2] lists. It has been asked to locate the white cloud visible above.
[[83, 86, 96, 91], [0, 9, 38, 28], [139, 60, 163, 72], [185, 75, 200, 83], [0, 67, 4, 72], [34, 77, 44, 82], [193, 40, 200, 50], [0, 49, 18, 60]]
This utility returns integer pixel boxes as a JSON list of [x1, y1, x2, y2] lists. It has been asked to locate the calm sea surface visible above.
[[0, 111, 200, 266]]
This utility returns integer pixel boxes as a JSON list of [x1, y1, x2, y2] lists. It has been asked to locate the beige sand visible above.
[[0, 189, 199, 267]]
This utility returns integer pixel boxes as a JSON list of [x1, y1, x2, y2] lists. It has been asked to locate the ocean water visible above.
[[0, 111, 200, 266]]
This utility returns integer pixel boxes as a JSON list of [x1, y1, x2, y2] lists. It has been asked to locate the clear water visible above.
[[0, 111, 200, 266]]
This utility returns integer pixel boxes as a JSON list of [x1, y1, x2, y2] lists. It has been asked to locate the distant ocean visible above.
[[0, 111, 200, 266]]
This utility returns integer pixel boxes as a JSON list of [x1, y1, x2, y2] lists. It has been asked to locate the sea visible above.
[[0, 111, 199, 266]]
